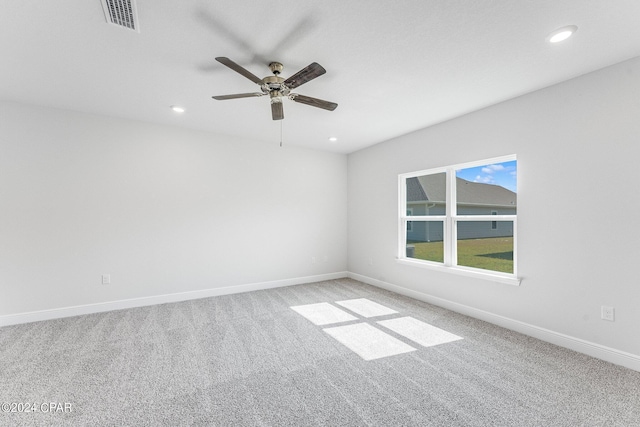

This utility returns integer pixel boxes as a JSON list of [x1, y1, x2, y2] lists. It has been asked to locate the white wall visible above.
[[0, 102, 347, 317], [348, 56, 640, 358]]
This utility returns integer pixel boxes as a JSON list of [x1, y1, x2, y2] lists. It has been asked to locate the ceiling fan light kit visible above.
[[212, 57, 338, 120]]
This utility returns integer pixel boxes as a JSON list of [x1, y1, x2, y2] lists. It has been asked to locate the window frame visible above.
[[397, 155, 520, 286]]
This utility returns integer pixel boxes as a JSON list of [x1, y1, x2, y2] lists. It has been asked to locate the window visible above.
[[406, 209, 413, 232], [398, 155, 519, 285]]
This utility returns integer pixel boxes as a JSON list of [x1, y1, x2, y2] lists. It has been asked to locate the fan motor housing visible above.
[[261, 75, 289, 96]]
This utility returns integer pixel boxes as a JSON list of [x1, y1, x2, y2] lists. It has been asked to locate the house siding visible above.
[[407, 203, 515, 242], [407, 203, 445, 242], [457, 220, 513, 240]]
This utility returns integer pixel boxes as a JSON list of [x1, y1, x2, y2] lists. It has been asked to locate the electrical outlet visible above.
[[101, 274, 111, 285], [601, 306, 615, 321]]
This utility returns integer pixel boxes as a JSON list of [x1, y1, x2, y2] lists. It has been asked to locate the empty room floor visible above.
[[1, 278, 639, 426]]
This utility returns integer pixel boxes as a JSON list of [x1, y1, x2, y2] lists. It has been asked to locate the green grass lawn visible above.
[[407, 236, 513, 273]]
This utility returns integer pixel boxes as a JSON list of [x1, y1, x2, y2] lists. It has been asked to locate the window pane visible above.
[[406, 173, 446, 216], [456, 221, 513, 273], [406, 221, 444, 263], [455, 160, 517, 215]]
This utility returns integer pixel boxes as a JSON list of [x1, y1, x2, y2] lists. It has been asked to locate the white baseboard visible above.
[[348, 272, 640, 373], [0, 271, 348, 327], [4, 270, 638, 373]]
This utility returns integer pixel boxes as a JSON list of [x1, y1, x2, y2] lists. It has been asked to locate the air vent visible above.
[[100, 0, 140, 32]]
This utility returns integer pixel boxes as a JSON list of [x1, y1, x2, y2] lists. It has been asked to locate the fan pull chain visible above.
[[280, 120, 283, 147]]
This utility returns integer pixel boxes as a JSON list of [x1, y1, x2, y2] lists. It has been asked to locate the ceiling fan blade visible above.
[[284, 62, 326, 89], [291, 94, 338, 111], [271, 101, 284, 120], [212, 92, 264, 100], [215, 57, 262, 84]]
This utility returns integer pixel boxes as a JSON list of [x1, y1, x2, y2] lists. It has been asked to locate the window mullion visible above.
[[456, 215, 516, 221], [405, 215, 446, 221], [445, 168, 456, 267]]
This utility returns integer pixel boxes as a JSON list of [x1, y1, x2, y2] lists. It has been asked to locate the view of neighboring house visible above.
[[406, 174, 517, 242]]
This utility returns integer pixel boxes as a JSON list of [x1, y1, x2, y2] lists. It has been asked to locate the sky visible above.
[[455, 160, 517, 192]]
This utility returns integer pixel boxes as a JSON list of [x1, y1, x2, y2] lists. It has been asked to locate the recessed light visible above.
[[547, 25, 577, 43], [170, 105, 185, 113], [328, 137, 338, 142]]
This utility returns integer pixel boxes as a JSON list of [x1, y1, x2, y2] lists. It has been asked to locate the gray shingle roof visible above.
[[406, 176, 428, 202], [407, 175, 516, 206]]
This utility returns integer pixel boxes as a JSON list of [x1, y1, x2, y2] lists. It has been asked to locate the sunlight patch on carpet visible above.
[[290, 302, 357, 325], [335, 298, 398, 318], [377, 316, 463, 347], [323, 323, 416, 360]]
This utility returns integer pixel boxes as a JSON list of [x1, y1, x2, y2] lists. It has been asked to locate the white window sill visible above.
[[396, 258, 522, 286]]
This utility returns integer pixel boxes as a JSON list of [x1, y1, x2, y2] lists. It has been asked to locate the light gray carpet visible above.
[[1, 278, 639, 426]]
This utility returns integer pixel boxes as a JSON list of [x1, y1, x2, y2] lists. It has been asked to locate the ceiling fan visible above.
[[212, 57, 338, 120]]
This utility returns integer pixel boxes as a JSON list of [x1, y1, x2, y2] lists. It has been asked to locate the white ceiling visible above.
[[2, 1, 640, 154]]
